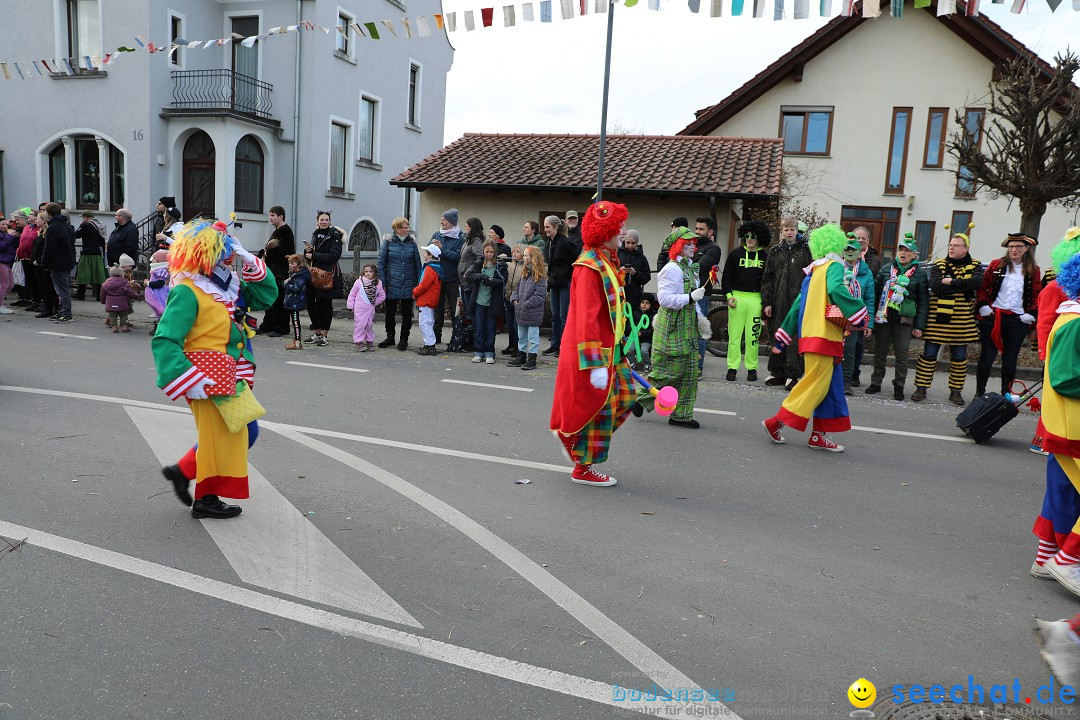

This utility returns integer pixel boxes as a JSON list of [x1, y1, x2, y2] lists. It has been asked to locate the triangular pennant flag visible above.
[[317, 24, 331, 34], [624, 0, 638, 6], [268, 26, 282, 34], [231, 32, 244, 40], [134, 35, 146, 48], [102, 53, 113, 65], [561, 0, 575, 17], [445, 12, 456, 30], [402, 18, 413, 37], [794, 0, 809, 15], [464, 10, 476, 29], [417, 16, 432, 35], [966, 0, 980, 13], [774, 0, 785, 18], [936, 0, 956, 13], [1071, 0, 1078, 9], [580, 0, 589, 13], [1044, 0, 1061, 8], [241, 35, 258, 47], [22, 61, 36, 78], [481, 7, 494, 25], [503, 5, 517, 24], [285, 25, 299, 32], [524, 2, 536, 17], [863, 0, 880, 16], [90, 54, 102, 69], [541, 0, 553, 19], [891, 0, 903, 13], [715, 0, 727, 14], [688, 0, 701, 9], [117, 45, 136, 52], [62, 58, 76, 75], [364, 22, 381, 38], [41, 59, 55, 74], [753, 0, 767, 16], [991, 0, 1004, 4], [819, 0, 831, 12], [82, 56, 93, 70], [596, 0, 608, 11], [1008, 0, 1021, 9], [914, 0, 931, 7], [0, 63, 9, 80], [648, 0, 660, 8], [350, 22, 366, 38], [11, 62, 23, 80], [31, 60, 44, 75], [434, 14, 444, 29]]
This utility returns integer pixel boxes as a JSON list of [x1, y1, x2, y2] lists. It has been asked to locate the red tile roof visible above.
[[679, 1, 1073, 137], [391, 133, 782, 198]]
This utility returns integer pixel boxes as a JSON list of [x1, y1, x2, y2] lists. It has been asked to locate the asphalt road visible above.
[[0, 301, 1076, 720]]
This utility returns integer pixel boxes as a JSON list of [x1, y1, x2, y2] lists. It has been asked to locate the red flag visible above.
[[481, 7, 494, 25]]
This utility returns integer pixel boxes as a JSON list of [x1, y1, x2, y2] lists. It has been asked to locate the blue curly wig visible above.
[[1058, 253, 1080, 300]]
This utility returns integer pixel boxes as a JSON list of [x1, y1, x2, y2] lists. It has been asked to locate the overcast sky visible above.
[[440, 1, 1075, 144]]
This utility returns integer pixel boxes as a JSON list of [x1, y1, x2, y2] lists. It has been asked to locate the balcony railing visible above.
[[168, 69, 274, 122]]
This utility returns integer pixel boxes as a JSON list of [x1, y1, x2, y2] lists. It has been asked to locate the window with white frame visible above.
[[234, 135, 264, 213], [336, 9, 355, 56], [169, 13, 184, 67], [358, 96, 380, 163], [65, 0, 102, 60], [44, 134, 125, 210], [330, 121, 349, 192], [407, 62, 421, 128]]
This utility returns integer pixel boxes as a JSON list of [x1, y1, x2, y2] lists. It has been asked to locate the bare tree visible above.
[[947, 50, 1080, 241], [746, 163, 833, 242]]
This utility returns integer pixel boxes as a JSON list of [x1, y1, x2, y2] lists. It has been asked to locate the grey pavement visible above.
[[0, 303, 1075, 720]]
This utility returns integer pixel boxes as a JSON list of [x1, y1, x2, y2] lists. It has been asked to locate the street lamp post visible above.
[[596, 0, 616, 203]]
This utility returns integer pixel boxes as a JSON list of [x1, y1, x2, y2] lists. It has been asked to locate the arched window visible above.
[[183, 131, 216, 220], [350, 220, 379, 253], [234, 135, 263, 213]]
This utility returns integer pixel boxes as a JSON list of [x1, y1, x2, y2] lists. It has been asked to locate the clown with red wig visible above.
[[549, 201, 635, 487], [632, 226, 712, 428], [151, 219, 277, 518]]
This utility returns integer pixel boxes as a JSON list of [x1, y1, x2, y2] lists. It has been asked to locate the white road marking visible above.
[[37, 331, 96, 340], [696, 408, 737, 416], [267, 425, 712, 703], [0, 386, 570, 473], [285, 361, 369, 373], [851, 425, 974, 443], [441, 378, 534, 393], [126, 406, 421, 628], [0, 520, 722, 716]]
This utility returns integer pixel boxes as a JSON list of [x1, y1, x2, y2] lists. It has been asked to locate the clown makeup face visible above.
[[681, 240, 697, 259], [317, 213, 331, 229], [843, 246, 861, 264], [605, 225, 624, 252], [948, 236, 969, 259], [1007, 241, 1028, 263]]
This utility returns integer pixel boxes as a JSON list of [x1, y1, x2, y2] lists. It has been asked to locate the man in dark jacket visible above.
[[655, 216, 690, 273], [565, 210, 583, 257], [617, 229, 651, 315], [543, 214, 576, 356], [692, 217, 723, 374], [107, 209, 139, 267], [761, 217, 813, 388], [258, 205, 295, 336], [431, 208, 464, 345], [41, 203, 77, 322], [865, 234, 929, 401]]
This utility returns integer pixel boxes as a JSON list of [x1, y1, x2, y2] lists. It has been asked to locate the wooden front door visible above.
[[840, 206, 901, 259], [182, 131, 216, 220]]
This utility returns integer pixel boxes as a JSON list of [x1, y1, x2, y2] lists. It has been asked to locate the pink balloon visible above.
[[654, 386, 679, 416]]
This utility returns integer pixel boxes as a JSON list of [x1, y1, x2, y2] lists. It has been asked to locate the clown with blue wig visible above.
[[1030, 252, 1080, 595], [151, 219, 277, 519]]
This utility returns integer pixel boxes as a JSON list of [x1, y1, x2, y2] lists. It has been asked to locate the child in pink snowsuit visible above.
[[346, 263, 385, 350]]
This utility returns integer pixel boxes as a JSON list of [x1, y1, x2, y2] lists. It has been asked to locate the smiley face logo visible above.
[[847, 678, 876, 709]]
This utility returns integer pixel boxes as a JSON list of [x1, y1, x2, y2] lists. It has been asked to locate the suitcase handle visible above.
[[1008, 378, 1043, 403]]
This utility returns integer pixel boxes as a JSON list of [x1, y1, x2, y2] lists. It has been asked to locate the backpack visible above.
[[446, 312, 474, 353]]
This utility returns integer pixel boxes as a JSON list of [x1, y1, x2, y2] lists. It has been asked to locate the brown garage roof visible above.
[[390, 133, 782, 199]]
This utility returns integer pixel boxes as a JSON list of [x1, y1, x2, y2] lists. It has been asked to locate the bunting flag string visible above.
[[0, 0, 1074, 78]]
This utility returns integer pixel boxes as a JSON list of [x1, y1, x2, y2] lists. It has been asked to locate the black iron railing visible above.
[[169, 69, 273, 120]]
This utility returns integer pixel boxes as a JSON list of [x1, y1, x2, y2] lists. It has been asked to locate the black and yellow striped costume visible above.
[[914, 255, 985, 391]]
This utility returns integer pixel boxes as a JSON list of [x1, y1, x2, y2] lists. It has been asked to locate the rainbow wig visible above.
[[1058, 254, 1080, 300], [581, 201, 629, 248], [168, 219, 239, 276], [1051, 227, 1080, 274], [808, 224, 848, 260]]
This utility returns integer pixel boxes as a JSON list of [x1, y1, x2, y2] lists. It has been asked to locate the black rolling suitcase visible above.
[[956, 379, 1042, 444]]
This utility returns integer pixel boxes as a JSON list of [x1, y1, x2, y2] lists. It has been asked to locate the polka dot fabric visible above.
[[184, 351, 238, 397]]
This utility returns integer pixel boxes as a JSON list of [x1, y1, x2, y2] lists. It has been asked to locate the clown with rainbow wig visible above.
[[762, 224, 869, 452], [549, 201, 635, 487], [1031, 252, 1080, 596], [152, 219, 277, 519]]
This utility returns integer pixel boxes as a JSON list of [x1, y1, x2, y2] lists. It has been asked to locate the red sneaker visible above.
[[808, 432, 844, 452], [571, 464, 617, 487], [762, 417, 785, 444], [552, 430, 579, 464]]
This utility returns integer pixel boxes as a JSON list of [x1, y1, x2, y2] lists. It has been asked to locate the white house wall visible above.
[[707, 10, 1077, 265]]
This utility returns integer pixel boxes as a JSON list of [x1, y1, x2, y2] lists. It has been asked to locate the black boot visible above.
[[161, 464, 193, 506], [521, 353, 537, 370], [975, 367, 991, 397], [191, 494, 242, 519], [507, 351, 526, 367]]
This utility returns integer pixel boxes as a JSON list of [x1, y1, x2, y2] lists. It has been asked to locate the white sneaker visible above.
[[485, 357, 494, 364], [0, 306, 12, 314], [1045, 557, 1080, 597], [471, 355, 482, 363], [1031, 561, 1053, 579], [1035, 617, 1080, 686]]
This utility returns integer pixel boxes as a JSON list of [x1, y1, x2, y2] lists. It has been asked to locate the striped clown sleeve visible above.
[[241, 256, 268, 282], [163, 365, 207, 401], [774, 327, 793, 349], [848, 305, 869, 327]]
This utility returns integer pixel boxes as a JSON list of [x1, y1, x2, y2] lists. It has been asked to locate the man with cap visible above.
[[840, 233, 876, 396], [656, 217, 690, 273], [107, 208, 139, 267], [865, 233, 928, 401], [153, 196, 175, 237], [565, 210, 582, 257], [430, 208, 464, 346]]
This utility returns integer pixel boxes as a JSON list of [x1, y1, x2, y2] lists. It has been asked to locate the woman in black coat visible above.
[[304, 210, 344, 346], [542, 215, 576, 356]]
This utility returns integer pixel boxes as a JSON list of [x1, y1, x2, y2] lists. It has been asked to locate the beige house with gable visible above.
[[680, 2, 1077, 266]]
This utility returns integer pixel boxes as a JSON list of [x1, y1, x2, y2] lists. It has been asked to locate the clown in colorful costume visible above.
[[1031, 254, 1080, 596], [550, 201, 633, 487], [633, 227, 711, 428], [762, 226, 868, 452], [152, 220, 277, 518]]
